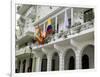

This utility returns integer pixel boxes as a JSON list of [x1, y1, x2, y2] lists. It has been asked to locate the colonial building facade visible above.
[[15, 4, 94, 73]]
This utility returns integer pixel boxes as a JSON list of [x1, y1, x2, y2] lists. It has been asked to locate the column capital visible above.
[[42, 46, 56, 55], [32, 50, 44, 58]]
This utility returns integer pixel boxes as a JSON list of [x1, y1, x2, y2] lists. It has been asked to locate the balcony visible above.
[[16, 7, 94, 51], [31, 20, 94, 49], [16, 46, 32, 57], [16, 32, 34, 46], [71, 20, 94, 34], [16, 19, 94, 57]]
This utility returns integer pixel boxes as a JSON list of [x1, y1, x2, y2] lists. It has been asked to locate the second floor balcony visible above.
[[16, 21, 94, 56], [16, 7, 94, 50], [16, 19, 94, 53]]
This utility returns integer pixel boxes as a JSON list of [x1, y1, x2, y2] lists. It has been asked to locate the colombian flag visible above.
[[46, 18, 53, 34]]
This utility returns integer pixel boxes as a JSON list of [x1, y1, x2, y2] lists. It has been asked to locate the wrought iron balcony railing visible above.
[[16, 20, 94, 52], [31, 20, 94, 48]]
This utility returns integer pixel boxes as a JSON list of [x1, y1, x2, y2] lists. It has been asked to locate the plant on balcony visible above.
[[71, 22, 82, 33], [57, 30, 64, 39], [76, 26, 81, 33], [88, 19, 94, 28], [63, 31, 68, 38]]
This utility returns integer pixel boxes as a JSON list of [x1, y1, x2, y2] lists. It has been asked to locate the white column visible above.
[[55, 16, 57, 32], [25, 58, 29, 72], [36, 57, 42, 72], [71, 8, 74, 26], [75, 50, 81, 69], [20, 60, 23, 73], [32, 57, 36, 72], [47, 54, 52, 71], [59, 52, 64, 71]]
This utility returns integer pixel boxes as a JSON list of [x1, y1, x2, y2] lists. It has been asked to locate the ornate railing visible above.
[[33, 20, 94, 46], [16, 46, 31, 56], [71, 20, 94, 35], [16, 20, 94, 50]]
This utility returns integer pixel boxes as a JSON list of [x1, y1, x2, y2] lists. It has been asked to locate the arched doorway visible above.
[[68, 56, 75, 70], [81, 45, 94, 69], [51, 52, 59, 71], [22, 59, 26, 73], [41, 54, 47, 71], [64, 49, 75, 70], [82, 54, 89, 69]]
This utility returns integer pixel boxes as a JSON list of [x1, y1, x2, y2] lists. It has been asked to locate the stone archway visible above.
[[41, 54, 47, 71], [81, 45, 94, 69], [51, 52, 59, 71], [64, 49, 76, 70]]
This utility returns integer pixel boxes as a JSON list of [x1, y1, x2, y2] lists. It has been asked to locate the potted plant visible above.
[[71, 22, 82, 34]]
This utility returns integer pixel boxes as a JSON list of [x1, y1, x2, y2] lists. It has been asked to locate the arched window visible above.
[[52, 52, 59, 71], [81, 45, 94, 69], [41, 55, 47, 71], [64, 49, 75, 70]]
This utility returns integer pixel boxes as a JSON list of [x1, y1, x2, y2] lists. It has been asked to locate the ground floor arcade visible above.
[[16, 40, 94, 73]]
